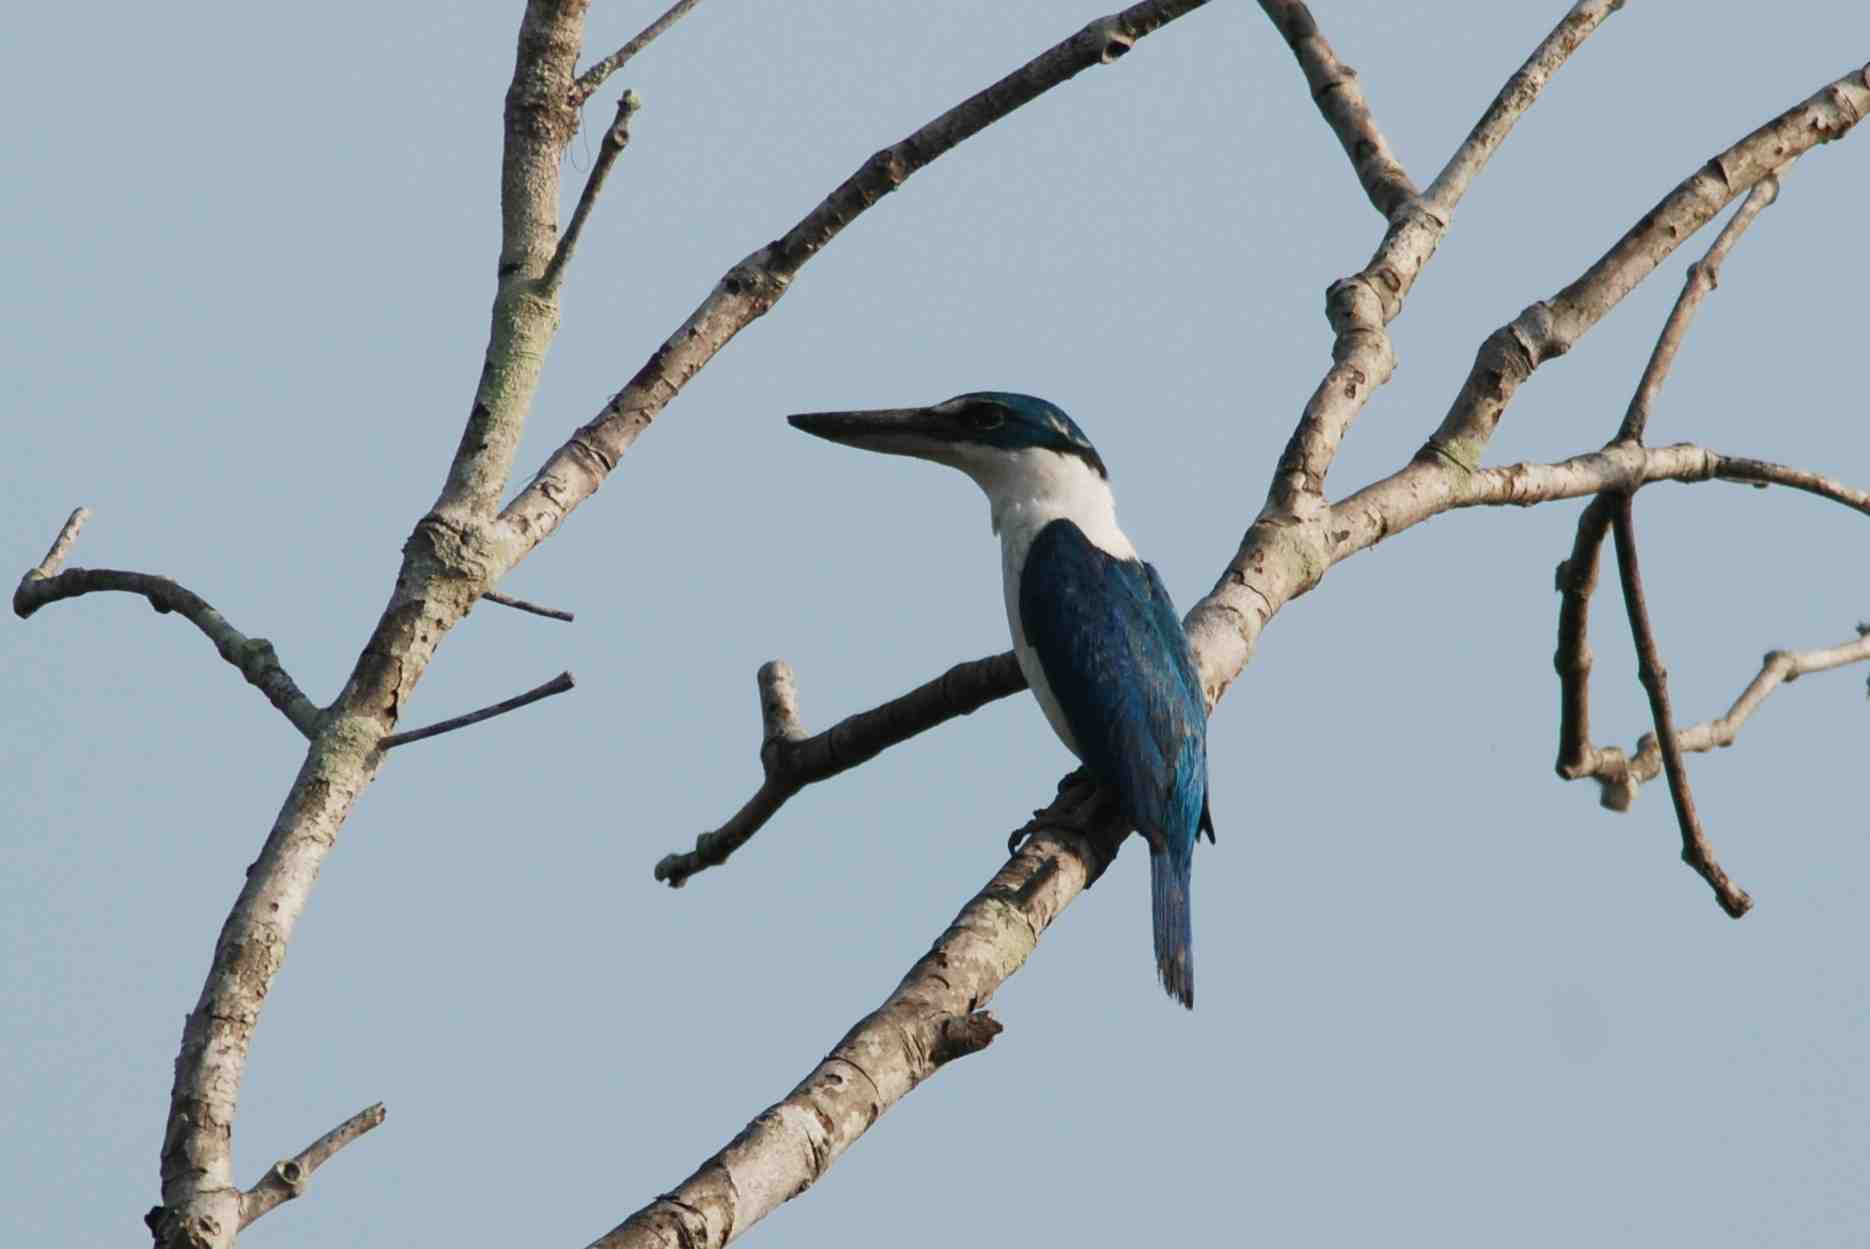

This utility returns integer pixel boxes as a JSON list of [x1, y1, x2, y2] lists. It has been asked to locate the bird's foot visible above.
[[1006, 767, 1113, 855]]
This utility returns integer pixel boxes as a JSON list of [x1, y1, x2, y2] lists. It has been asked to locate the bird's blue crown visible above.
[[947, 392, 1108, 479]]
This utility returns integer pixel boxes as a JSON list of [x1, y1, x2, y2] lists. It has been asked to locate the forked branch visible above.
[[656, 654, 1025, 886]]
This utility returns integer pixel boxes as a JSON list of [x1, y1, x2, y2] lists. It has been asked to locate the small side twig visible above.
[[483, 589, 575, 622], [542, 90, 641, 294], [571, 0, 703, 106], [655, 653, 1026, 886], [236, 1102, 387, 1230], [380, 671, 575, 749], [1257, 0, 1416, 217], [1610, 497, 1751, 918], [1553, 494, 1623, 794], [14, 509, 321, 737], [1618, 175, 1781, 443]]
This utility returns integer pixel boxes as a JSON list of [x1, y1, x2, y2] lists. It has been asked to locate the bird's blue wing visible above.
[[1017, 519, 1211, 857]]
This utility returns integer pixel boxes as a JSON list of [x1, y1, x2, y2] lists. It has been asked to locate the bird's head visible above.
[[787, 392, 1108, 487]]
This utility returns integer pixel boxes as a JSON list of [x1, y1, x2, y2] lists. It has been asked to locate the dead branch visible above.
[[1258, 0, 1417, 216], [234, 1103, 387, 1230], [1610, 498, 1752, 917], [542, 89, 641, 294], [14, 509, 320, 738], [656, 654, 1025, 886], [1619, 176, 1781, 443], [379, 671, 575, 749], [482, 589, 575, 622], [491, 0, 1215, 568], [572, 0, 704, 106]]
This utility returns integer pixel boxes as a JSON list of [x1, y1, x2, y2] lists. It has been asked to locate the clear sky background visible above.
[[5, 4, 1868, 1246]]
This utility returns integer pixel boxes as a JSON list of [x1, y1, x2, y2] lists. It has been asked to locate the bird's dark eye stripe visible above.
[[961, 402, 1004, 430]]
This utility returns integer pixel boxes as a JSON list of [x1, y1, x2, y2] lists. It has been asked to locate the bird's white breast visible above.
[[957, 447, 1136, 762]]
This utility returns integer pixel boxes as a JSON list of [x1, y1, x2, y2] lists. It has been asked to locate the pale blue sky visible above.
[[6, 4, 1869, 1246]]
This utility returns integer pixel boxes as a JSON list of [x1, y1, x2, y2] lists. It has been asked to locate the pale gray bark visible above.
[[11, 4, 1866, 1248]]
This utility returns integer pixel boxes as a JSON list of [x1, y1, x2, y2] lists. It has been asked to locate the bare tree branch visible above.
[[149, 9, 597, 1244], [1618, 175, 1780, 443], [14, 511, 321, 738], [482, 589, 575, 622], [23, 504, 90, 579], [1261, 0, 1623, 519], [234, 1102, 386, 1231], [572, 0, 703, 106], [492, 0, 1214, 568], [1610, 497, 1753, 917], [542, 89, 641, 294], [1307, 66, 1868, 613], [594, 822, 1117, 1249], [1554, 494, 1624, 796], [378, 671, 575, 749], [1258, 0, 1417, 217], [656, 654, 1025, 886]]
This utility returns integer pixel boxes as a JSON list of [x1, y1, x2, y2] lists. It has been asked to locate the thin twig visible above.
[[542, 90, 641, 294], [379, 671, 575, 749], [1610, 496, 1751, 917], [23, 505, 91, 580], [1619, 175, 1781, 443], [656, 653, 1026, 886], [237, 1102, 387, 1230], [483, 589, 575, 622], [14, 512, 321, 737], [572, 0, 704, 105], [1257, 0, 1416, 217]]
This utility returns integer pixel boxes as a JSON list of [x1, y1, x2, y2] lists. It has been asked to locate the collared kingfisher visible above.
[[788, 391, 1214, 1008]]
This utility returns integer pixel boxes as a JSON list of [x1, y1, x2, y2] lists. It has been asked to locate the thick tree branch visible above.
[[1610, 498, 1752, 917], [149, 9, 596, 1247], [571, 0, 702, 106], [1257, 0, 1417, 217], [492, 0, 1214, 568], [234, 1103, 386, 1231], [1189, 0, 1629, 693], [656, 654, 1025, 886], [14, 510, 320, 738], [379, 671, 575, 749], [1312, 66, 1868, 599], [1263, 0, 1623, 520], [542, 89, 640, 295], [594, 821, 1118, 1249]]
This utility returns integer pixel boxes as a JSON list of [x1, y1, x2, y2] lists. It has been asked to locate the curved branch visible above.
[[492, 0, 1214, 568], [1258, 0, 1417, 217], [656, 654, 1025, 886], [14, 510, 320, 737]]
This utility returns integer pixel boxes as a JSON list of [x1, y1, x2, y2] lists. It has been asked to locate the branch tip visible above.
[[380, 671, 575, 749], [236, 1101, 387, 1230], [482, 589, 575, 622]]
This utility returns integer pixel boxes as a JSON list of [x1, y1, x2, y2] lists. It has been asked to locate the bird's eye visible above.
[[961, 403, 1005, 432]]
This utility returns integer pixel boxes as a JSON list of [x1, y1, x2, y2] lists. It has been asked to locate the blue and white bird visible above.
[[788, 391, 1214, 1008]]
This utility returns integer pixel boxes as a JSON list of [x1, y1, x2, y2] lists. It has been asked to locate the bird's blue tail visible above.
[[1150, 848, 1195, 1009]]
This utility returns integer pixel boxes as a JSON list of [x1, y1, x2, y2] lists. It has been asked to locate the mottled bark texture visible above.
[[11, 2, 1866, 1246], [645, 29, 1867, 1249]]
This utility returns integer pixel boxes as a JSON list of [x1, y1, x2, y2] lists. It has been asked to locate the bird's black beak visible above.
[[787, 407, 950, 455]]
